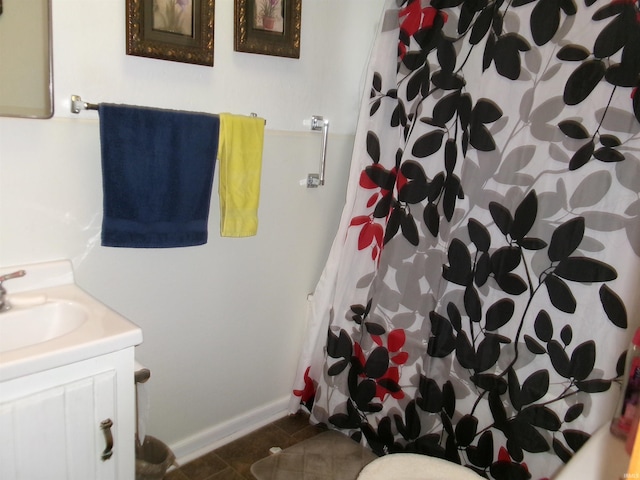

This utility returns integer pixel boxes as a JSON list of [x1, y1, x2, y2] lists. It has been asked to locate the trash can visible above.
[[135, 435, 176, 480]]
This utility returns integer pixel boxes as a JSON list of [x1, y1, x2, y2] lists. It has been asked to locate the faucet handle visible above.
[[0, 270, 26, 284], [0, 270, 26, 312]]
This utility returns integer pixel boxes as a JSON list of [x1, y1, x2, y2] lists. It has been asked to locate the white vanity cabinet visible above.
[[0, 347, 137, 480]]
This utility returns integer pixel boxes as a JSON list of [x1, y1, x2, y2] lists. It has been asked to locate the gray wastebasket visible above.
[[135, 435, 176, 480]]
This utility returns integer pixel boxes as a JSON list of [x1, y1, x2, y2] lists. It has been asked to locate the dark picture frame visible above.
[[126, 0, 214, 66], [234, 0, 301, 59]]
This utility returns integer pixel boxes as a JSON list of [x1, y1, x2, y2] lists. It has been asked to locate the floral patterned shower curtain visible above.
[[290, 0, 640, 478]]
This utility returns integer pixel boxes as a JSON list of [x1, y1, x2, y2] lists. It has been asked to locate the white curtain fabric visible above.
[[290, 0, 640, 478]]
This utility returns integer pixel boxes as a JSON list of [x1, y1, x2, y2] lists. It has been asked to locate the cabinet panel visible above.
[[0, 403, 17, 476], [64, 377, 97, 480], [13, 385, 68, 478], [94, 371, 117, 480], [0, 370, 117, 480]]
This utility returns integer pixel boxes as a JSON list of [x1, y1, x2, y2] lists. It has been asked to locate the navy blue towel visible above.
[[98, 104, 220, 248]]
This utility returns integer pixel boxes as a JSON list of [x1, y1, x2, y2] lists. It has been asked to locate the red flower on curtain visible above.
[[491, 447, 532, 478], [350, 215, 384, 261], [350, 164, 398, 261], [354, 329, 408, 401], [398, 0, 448, 59], [372, 328, 409, 365], [399, 3, 443, 35], [376, 366, 403, 401], [292, 367, 316, 406]]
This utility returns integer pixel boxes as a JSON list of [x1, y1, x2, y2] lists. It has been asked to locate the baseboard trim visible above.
[[168, 396, 291, 467]]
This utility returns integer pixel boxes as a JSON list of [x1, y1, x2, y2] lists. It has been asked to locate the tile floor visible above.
[[164, 412, 327, 480]]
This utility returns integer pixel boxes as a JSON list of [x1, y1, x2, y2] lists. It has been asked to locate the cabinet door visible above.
[[0, 370, 117, 480]]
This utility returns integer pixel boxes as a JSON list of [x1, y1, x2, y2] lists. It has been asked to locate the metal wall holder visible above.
[[307, 115, 329, 188], [71, 95, 98, 113]]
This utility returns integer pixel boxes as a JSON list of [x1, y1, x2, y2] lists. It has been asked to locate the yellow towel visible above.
[[218, 113, 265, 237]]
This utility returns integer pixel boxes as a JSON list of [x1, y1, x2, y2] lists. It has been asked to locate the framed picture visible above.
[[234, 0, 301, 58], [126, 0, 215, 66]]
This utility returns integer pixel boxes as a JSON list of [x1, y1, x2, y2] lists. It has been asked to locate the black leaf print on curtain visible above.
[[563, 60, 606, 106], [600, 284, 628, 328], [531, 0, 565, 46], [492, 34, 531, 80], [548, 217, 584, 261], [558, 119, 590, 139]]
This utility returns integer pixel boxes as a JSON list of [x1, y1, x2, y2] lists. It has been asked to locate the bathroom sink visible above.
[[0, 300, 88, 353], [0, 260, 142, 382]]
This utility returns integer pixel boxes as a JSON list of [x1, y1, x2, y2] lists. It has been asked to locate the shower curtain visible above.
[[290, 0, 640, 478]]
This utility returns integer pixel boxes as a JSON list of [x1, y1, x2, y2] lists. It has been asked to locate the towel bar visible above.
[[70, 95, 266, 124]]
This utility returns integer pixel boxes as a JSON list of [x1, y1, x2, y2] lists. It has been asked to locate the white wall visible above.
[[0, 0, 386, 460]]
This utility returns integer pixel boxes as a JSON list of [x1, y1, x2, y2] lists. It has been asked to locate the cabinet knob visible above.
[[100, 418, 114, 461]]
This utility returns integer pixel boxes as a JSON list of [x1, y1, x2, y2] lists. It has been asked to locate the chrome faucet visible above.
[[0, 270, 26, 312]]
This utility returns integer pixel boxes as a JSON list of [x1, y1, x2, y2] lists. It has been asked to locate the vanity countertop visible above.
[[0, 260, 142, 382]]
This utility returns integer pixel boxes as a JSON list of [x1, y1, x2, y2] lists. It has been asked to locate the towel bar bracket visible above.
[[307, 115, 329, 188], [307, 173, 321, 188], [71, 95, 98, 114]]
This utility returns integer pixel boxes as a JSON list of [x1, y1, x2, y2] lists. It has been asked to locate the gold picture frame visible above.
[[234, 0, 301, 58], [126, 0, 214, 66]]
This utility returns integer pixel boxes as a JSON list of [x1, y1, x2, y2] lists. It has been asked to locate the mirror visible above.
[[0, 0, 53, 118]]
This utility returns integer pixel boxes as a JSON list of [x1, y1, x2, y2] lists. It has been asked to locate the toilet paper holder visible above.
[[135, 367, 150, 384], [134, 362, 151, 445]]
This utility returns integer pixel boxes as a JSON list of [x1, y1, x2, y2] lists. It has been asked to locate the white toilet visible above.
[[357, 453, 484, 480]]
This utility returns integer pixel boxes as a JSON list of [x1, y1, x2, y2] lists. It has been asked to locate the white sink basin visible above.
[[0, 300, 88, 353], [0, 260, 142, 381]]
